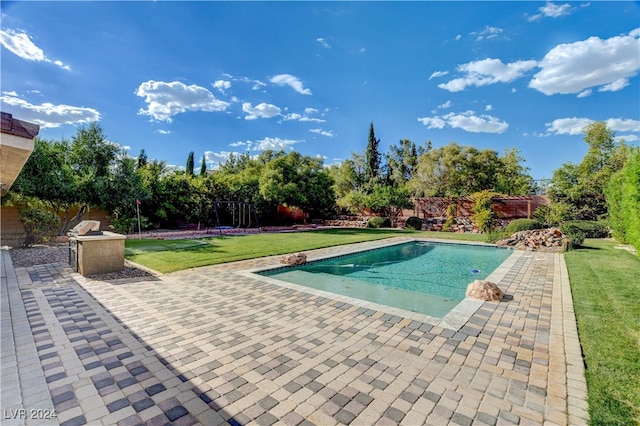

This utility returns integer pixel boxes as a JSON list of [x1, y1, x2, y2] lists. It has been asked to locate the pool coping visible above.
[[239, 237, 520, 331]]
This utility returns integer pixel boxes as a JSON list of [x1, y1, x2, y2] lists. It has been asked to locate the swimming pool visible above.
[[258, 241, 512, 318]]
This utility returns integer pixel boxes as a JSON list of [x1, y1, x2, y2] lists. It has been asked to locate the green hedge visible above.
[[505, 219, 542, 234], [366, 216, 391, 228], [605, 149, 640, 254], [560, 220, 609, 238]]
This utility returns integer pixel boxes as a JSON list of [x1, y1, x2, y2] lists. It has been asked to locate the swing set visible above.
[[212, 201, 261, 235]]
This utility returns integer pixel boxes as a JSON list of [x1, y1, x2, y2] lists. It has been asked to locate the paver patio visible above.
[[1, 237, 588, 425]]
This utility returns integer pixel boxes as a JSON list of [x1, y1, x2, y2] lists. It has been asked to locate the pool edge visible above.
[[238, 237, 517, 331]]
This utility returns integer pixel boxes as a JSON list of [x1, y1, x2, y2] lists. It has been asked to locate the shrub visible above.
[[443, 202, 456, 231], [19, 208, 61, 247], [562, 227, 586, 250], [485, 230, 510, 244], [505, 219, 542, 234], [531, 205, 550, 226], [366, 216, 391, 228], [404, 216, 423, 231], [471, 190, 499, 233], [111, 215, 151, 234], [560, 220, 609, 238]]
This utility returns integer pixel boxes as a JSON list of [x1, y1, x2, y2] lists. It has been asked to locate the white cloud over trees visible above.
[[438, 59, 538, 92], [417, 110, 509, 134], [135, 80, 230, 122], [529, 29, 640, 95]]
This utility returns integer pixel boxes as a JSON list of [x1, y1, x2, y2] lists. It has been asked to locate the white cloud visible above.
[[229, 141, 249, 148], [471, 26, 504, 42], [607, 118, 640, 133], [0, 93, 100, 128], [437, 100, 453, 110], [417, 110, 509, 134], [485, 104, 493, 111], [577, 89, 592, 98], [438, 58, 538, 92], [270, 74, 312, 95], [310, 128, 334, 137], [205, 150, 236, 168], [155, 129, 171, 135], [619, 134, 639, 142], [253, 137, 301, 151], [227, 74, 267, 91], [281, 107, 326, 123], [598, 78, 629, 92], [135, 80, 230, 122], [544, 117, 593, 135], [316, 38, 331, 48], [455, 35, 462, 41], [529, 29, 640, 95], [428, 70, 449, 80], [242, 102, 282, 120], [212, 80, 231, 93], [528, 2, 576, 21], [544, 117, 640, 136], [417, 116, 447, 129], [282, 113, 302, 121], [0, 28, 70, 70], [1, 29, 44, 61], [299, 117, 326, 123]]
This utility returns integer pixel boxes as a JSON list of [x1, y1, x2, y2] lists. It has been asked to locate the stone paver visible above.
[[0, 237, 589, 425]]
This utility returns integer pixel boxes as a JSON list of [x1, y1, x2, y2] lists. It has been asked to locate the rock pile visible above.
[[280, 252, 307, 266], [466, 280, 504, 301], [496, 228, 566, 252]]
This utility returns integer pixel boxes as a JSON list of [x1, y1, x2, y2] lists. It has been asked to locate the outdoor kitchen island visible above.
[[68, 220, 126, 276]]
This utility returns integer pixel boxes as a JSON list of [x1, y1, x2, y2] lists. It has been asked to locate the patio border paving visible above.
[[1, 238, 589, 425]]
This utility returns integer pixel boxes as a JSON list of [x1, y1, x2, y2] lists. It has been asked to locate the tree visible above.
[[495, 148, 535, 195], [106, 151, 148, 233], [137, 149, 148, 168], [258, 151, 336, 218], [365, 122, 381, 183], [13, 123, 120, 234], [200, 154, 207, 176], [386, 138, 424, 187], [548, 122, 626, 220], [186, 151, 195, 177], [410, 144, 490, 196]]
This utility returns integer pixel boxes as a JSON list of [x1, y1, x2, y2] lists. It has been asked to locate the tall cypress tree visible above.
[[200, 154, 207, 176], [186, 151, 194, 177], [366, 121, 381, 183], [137, 148, 148, 168]]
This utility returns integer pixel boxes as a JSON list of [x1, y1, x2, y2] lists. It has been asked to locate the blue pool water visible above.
[[260, 241, 512, 318]]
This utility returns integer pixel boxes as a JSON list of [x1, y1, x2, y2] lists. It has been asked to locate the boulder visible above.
[[280, 252, 307, 266], [466, 280, 504, 301]]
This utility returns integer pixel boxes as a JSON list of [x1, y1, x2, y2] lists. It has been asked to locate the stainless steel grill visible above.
[[68, 220, 102, 237]]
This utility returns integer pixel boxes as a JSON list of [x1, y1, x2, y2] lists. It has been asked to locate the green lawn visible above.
[[125, 228, 485, 273], [564, 239, 640, 425]]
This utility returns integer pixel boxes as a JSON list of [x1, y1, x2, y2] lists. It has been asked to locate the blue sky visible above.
[[1, 1, 639, 180]]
